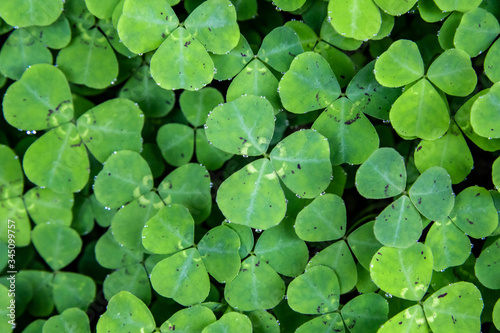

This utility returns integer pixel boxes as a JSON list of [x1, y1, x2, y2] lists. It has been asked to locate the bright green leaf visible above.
[[427, 48, 477, 97], [423, 282, 482, 333], [246, 310, 280, 333], [205, 95, 274, 156], [94, 150, 153, 209], [95, 230, 143, 269], [374, 195, 422, 248], [278, 51, 340, 114], [295, 313, 345, 333], [185, 0, 239, 54], [374, 39, 424, 87], [485, 38, 500, 83], [211, 34, 253, 81], [257, 26, 304, 72], [96, 291, 155, 333], [216, 158, 286, 230], [0, 0, 62, 28], [0, 197, 31, 247], [157, 163, 212, 223], [373, 0, 417, 16], [312, 97, 379, 165], [23, 123, 89, 193], [53, 272, 96, 313], [284, 20, 318, 51], [160, 305, 216, 332], [475, 239, 500, 289], [471, 83, 500, 139], [180, 87, 224, 127], [425, 220, 471, 271], [225, 255, 285, 311], [434, 0, 482, 12], [341, 293, 389, 333], [355, 148, 406, 199], [287, 265, 340, 314], [313, 41, 355, 88], [295, 194, 346, 242], [43, 308, 91, 333], [56, 28, 119, 89], [370, 243, 433, 301], [85, 0, 121, 19], [202, 312, 252, 333], [270, 129, 331, 198], [454, 7, 500, 57], [320, 17, 363, 51], [32, 223, 82, 271], [327, 0, 382, 41], [3, 64, 73, 131], [157, 123, 194, 166], [347, 221, 383, 271], [150, 248, 210, 306], [77, 98, 144, 163], [150, 27, 214, 91], [0, 145, 23, 200], [117, 0, 178, 54], [103, 263, 151, 305], [195, 129, 234, 170], [23, 187, 73, 226], [378, 304, 429, 333]]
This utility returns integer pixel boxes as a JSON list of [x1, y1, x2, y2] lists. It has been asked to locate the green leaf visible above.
[[42, 308, 91, 333], [95, 230, 143, 269], [494, 156, 500, 191], [53, 272, 96, 313], [254, 217, 309, 277], [414, 122, 473, 184], [312, 97, 379, 165], [346, 60, 402, 121], [246, 310, 280, 333], [295, 194, 346, 242], [347, 221, 383, 270], [142, 204, 194, 254], [223, 222, 254, 259], [485, 38, 500, 83], [270, 129, 331, 198], [226, 59, 281, 112], [418, 0, 449, 23], [195, 129, 234, 170], [110, 192, 164, 250], [205, 95, 274, 156], [356, 263, 379, 294], [423, 282, 482, 333], [150, 27, 214, 91], [341, 293, 389, 333], [180, 87, 224, 127], [0, 197, 31, 247], [90, 194, 116, 228], [18, 270, 53, 317], [202, 312, 252, 333], [409, 167, 455, 221], [494, 298, 500, 330], [295, 313, 345, 333], [449, 186, 498, 239], [23, 123, 89, 193], [3, 64, 73, 131], [373, 0, 417, 16], [475, 239, 500, 289], [25, 14, 71, 49], [103, 263, 151, 305], [198, 225, 241, 283], [374, 39, 424, 87], [0, 284, 13, 333], [98, 18, 137, 58], [150, 248, 210, 306], [157, 163, 212, 223], [370, 243, 433, 301], [23, 187, 73, 226], [320, 18, 362, 51], [0, 145, 23, 200], [471, 83, 500, 138], [157, 123, 194, 166], [184, 0, 239, 54], [32, 223, 82, 271], [374, 195, 423, 248], [389, 78, 450, 140], [118, 65, 175, 118], [0, 0, 62, 27], [117, 0, 178, 54], [285, 20, 318, 51], [225, 255, 285, 311], [56, 28, 119, 89], [313, 41, 355, 88], [454, 7, 500, 57], [77, 98, 144, 163], [230, 0, 257, 20], [378, 304, 429, 333], [278, 51, 340, 114], [287, 265, 340, 314], [438, 12, 462, 51], [85, 0, 121, 19], [96, 291, 155, 333], [308, 240, 357, 294], [216, 158, 286, 229], [425, 220, 471, 271], [434, 0, 482, 12], [426, 48, 477, 97], [160, 305, 216, 332], [94, 150, 153, 209], [211, 34, 254, 81], [327, 0, 381, 41], [257, 26, 304, 72], [355, 148, 406, 199], [0, 29, 53, 80], [65, 0, 96, 33]]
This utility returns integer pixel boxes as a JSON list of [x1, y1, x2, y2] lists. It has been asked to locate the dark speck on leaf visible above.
[[416, 146, 422, 152], [475, 193, 480, 197], [241, 53, 247, 57], [162, 33, 166, 38], [467, 218, 474, 225], [208, 27, 212, 31], [291, 170, 295, 174], [255, 261, 260, 267], [340, 75, 346, 79], [297, 164, 301, 169], [438, 293, 447, 298], [345, 113, 360, 125], [184, 41, 191, 47], [418, 198, 422, 204]]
